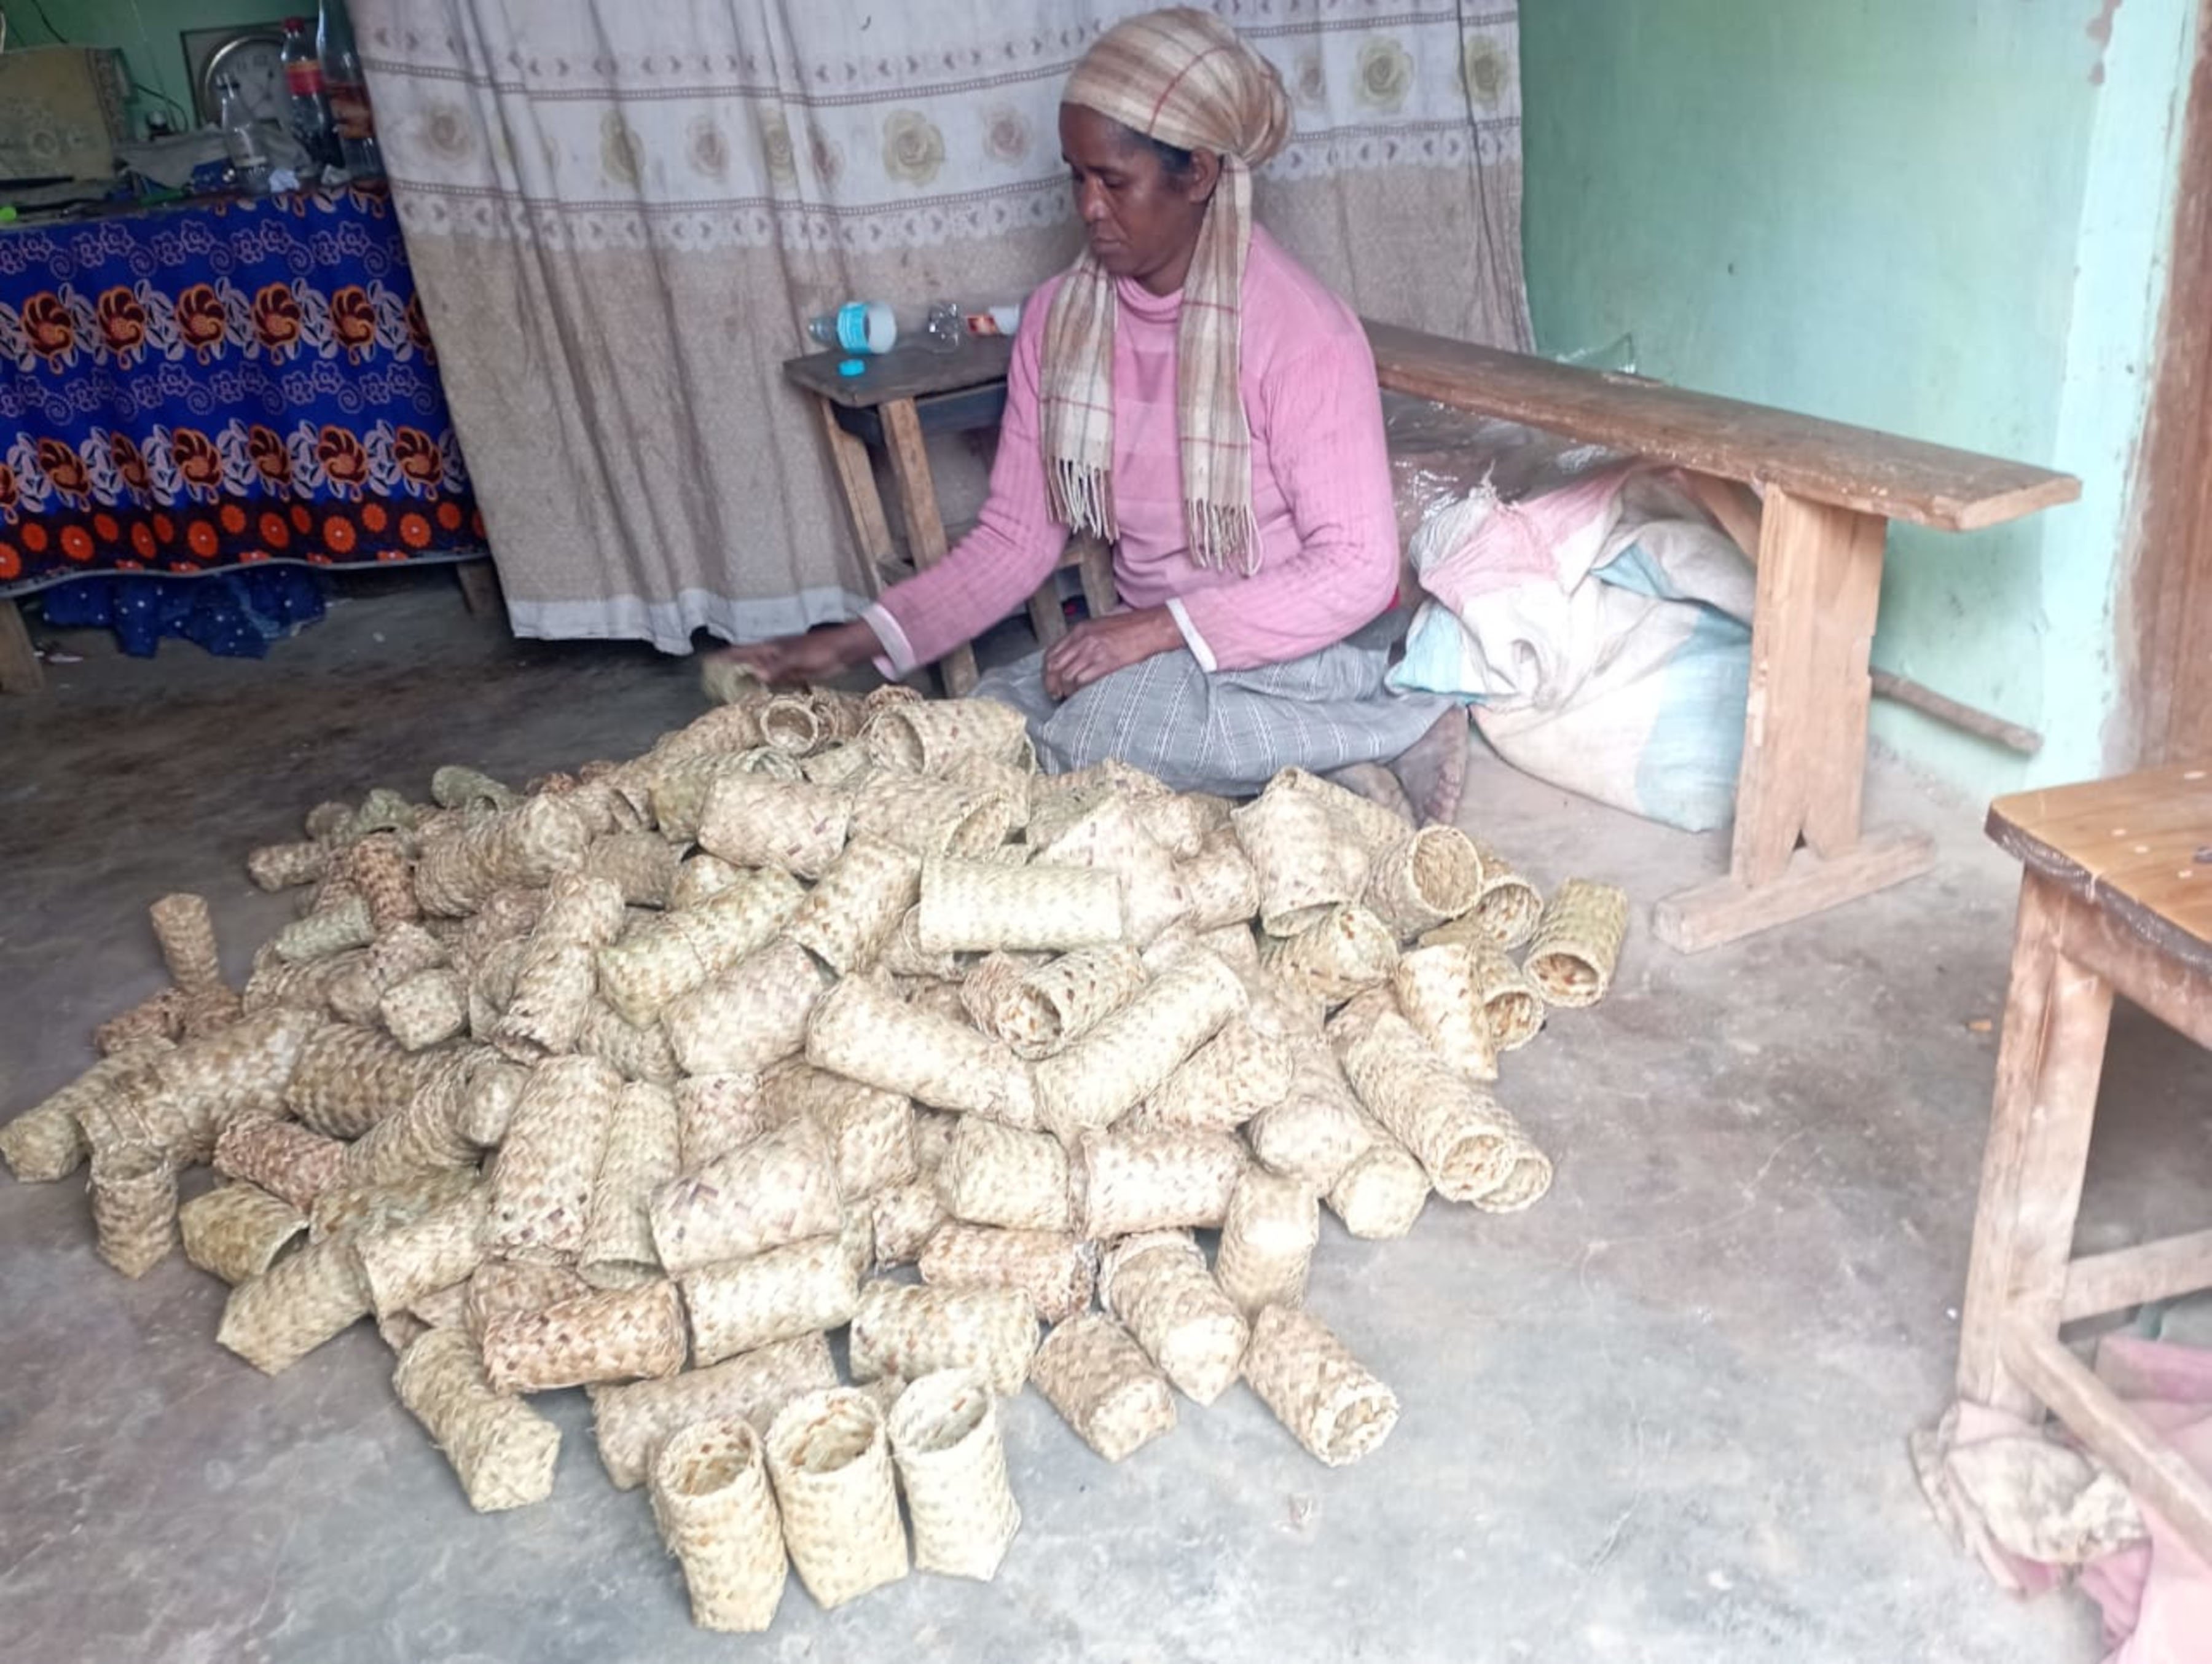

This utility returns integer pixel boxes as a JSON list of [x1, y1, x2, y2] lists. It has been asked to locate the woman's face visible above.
[[1059, 104, 1220, 294]]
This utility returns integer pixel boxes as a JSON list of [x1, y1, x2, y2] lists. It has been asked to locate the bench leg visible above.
[[1651, 486, 1932, 951], [1956, 871, 2112, 1419], [1072, 533, 1118, 622], [0, 597, 44, 693], [881, 396, 978, 696], [454, 559, 501, 619], [815, 400, 898, 598], [1028, 578, 1069, 648]]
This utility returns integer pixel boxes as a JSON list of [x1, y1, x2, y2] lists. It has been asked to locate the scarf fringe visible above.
[[1047, 457, 1117, 546], [1188, 500, 1261, 576]]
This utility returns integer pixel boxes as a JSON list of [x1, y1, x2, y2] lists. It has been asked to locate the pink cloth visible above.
[[2078, 1336, 2212, 1664], [865, 227, 1399, 676]]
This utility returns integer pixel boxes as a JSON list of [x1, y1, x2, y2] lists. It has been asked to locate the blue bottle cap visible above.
[[837, 358, 867, 377]]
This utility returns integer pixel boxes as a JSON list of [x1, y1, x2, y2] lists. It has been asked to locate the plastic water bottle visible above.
[[807, 302, 898, 355], [281, 16, 341, 171], [216, 74, 271, 193], [319, 0, 383, 176]]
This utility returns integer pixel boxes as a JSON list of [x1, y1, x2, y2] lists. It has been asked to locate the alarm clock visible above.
[[184, 25, 288, 127]]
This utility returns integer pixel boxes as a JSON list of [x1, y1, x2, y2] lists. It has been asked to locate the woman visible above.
[[726, 8, 1461, 814]]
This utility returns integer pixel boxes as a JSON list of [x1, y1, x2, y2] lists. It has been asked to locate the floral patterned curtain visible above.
[[356, 0, 1529, 651]]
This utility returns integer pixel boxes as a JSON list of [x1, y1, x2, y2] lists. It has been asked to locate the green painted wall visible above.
[[10, 0, 303, 130], [1521, 0, 2197, 802]]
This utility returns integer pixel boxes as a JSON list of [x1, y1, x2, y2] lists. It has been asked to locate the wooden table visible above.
[[1955, 763, 2212, 1558]]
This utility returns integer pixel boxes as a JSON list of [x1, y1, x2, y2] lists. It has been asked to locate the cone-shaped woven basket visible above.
[[847, 1282, 1039, 1397], [939, 752, 1033, 829], [1135, 791, 1232, 860], [1441, 841, 1544, 951], [807, 973, 1033, 1125], [650, 1416, 788, 1633], [1231, 783, 1371, 936], [1214, 1169, 1320, 1315], [485, 1056, 622, 1263], [275, 894, 376, 966], [1241, 1303, 1399, 1467], [936, 1118, 1072, 1233], [1341, 1012, 1552, 1211], [246, 839, 333, 892], [1099, 1231, 1248, 1405], [783, 834, 923, 975], [393, 1328, 562, 1512], [576, 1000, 681, 1086], [1363, 825, 1485, 941], [880, 906, 965, 981], [1324, 1115, 1432, 1240], [1418, 940, 1545, 1051], [1, 1046, 168, 1182], [649, 1115, 842, 1276], [919, 1223, 1094, 1323], [583, 829, 680, 906], [914, 857, 1123, 955], [180, 1182, 308, 1285], [368, 922, 449, 986], [310, 1164, 480, 1246], [1258, 904, 1398, 1009], [590, 1331, 837, 1490], [1031, 1312, 1177, 1462], [887, 1369, 1021, 1580], [345, 834, 422, 932], [764, 1387, 909, 1609], [1245, 1058, 1376, 1190], [493, 875, 628, 1062], [1033, 950, 1245, 1141], [1390, 943, 1499, 1082], [286, 1021, 442, 1140], [579, 1081, 681, 1290], [1524, 879, 1630, 1009], [148, 892, 229, 1003], [381, 968, 469, 1052], [664, 939, 829, 1077], [681, 1232, 861, 1366], [696, 772, 852, 881], [92, 987, 186, 1056], [479, 1278, 687, 1392]]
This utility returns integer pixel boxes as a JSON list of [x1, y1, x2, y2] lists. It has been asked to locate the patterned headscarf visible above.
[[1043, 9, 1292, 574]]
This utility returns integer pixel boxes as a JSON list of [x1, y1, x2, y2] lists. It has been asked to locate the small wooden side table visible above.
[[1955, 763, 2212, 1555]]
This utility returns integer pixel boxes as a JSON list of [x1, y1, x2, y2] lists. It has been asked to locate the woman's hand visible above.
[[1042, 606, 1183, 701], [716, 620, 878, 688]]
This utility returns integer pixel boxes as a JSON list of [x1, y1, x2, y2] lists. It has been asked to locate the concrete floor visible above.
[[3, 574, 2198, 1663]]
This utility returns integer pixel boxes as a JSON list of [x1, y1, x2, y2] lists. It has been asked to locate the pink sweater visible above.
[[865, 227, 1399, 676]]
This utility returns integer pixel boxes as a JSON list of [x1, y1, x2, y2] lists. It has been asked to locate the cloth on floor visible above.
[[37, 569, 327, 660]]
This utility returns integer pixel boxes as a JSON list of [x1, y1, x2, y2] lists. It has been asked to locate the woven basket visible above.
[[479, 1278, 686, 1392], [1031, 1313, 1177, 1462], [990, 944, 1148, 1062], [465, 1258, 592, 1340], [1178, 828, 1263, 932], [583, 830, 681, 907], [367, 921, 449, 986], [807, 972, 1033, 1124], [380, 968, 469, 1052], [674, 1073, 772, 1174], [1341, 1012, 1552, 1210], [915, 857, 1122, 954], [246, 839, 334, 892], [1033, 950, 1245, 1141], [1126, 1019, 1295, 1133], [764, 1388, 909, 1609], [1245, 1053, 1376, 1190], [286, 1022, 441, 1140], [1195, 919, 1260, 970], [879, 906, 966, 981], [1099, 1232, 1248, 1405], [847, 1282, 1038, 1397], [429, 764, 517, 812], [1031, 794, 1188, 946], [598, 869, 806, 1029], [273, 893, 376, 965], [758, 693, 828, 756], [345, 833, 422, 932], [493, 874, 628, 1061], [643, 754, 756, 842], [955, 951, 1039, 1043], [409, 1280, 472, 1332], [179, 1182, 307, 1285], [1364, 825, 1485, 941], [800, 740, 877, 791], [792, 1077, 917, 1202], [1445, 941, 1543, 1051], [576, 1000, 681, 1086], [214, 1113, 347, 1211], [455, 1055, 528, 1148], [936, 1118, 1072, 1233], [89, 1143, 177, 1277], [696, 772, 852, 880], [1259, 904, 1399, 1009], [148, 892, 230, 1006], [665, 938, 830, 1077], [1420, 841, 1543, 951], [217, 1235, 371, 1373], [1134, 791, 1231, 860], [325, 961, 388, 1027], [864, 697, 1030, 774], [649, 1115, 842, 1276], [393, 1328, 562, 1512], [1073, 1128, 1247, 1238], [869, 1182, 949, 1269], [1324, 1116, 1432, 1239], [887, 1369, 1021, 1581], [0, 1046, 168, 1181], [92, 987, 187, 1056], [355, 1187, 488, 1318], [141, 1003, 326, 1161], [849, 770, 1016, 861], [590, 1331, 837, 1490], [1215, 1170, 1320, 1315], [579, 1081, 681, 1290], [485, 1055, 622, 1263], [939, 752, 1033, 829], [1524, 879, 1630, 1008], [1242, 1304, 1399, 1467], [1390, 944, 1499, 1083], [310, 1165, 480, 1246], [783, 834, 923, 975], [682, 1233, 863, 1367], [650, 1416, 788, 1633], [1231, 783, 1371, 936], [919, 1223, 1092, 1324]]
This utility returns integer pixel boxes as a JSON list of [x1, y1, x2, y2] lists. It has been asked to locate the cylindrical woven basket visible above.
[[1178, 828, 1263, 932], [485, 1055, 622, 1263], [914, 857, 1122, 954], [1126, 1019, 1295, 1132], [668, 853, 742, 911], [1524, 878, 1630, 1009], [380, 968, 469, 1052], [1459, 842, 1545, 951], [956, 951, 1041, 1043], [367, 921, 449, 986], [92, 987, 187, 1056], [582, 828, 680, 907], [645, 754, 757, 841], [1241, 1303, 1400, 1468], [456, 1056, 528, 1148], [664, 938, 829, 1077], [0, 1048, 161, 1180], [1032, 950, 1245, 1141], [783, 834, 924, 975], [849, 770, 1016, 861], [579, 1081, 681, 1290], [1390, 944, 1499, 1083], [479, 1278, 687, 1392], [179, 1182, 308, 1285], [1341, 1012, 1553, 1211], [807, 972, 1033, 1124], [214, 1113, 348, 1211], [696, 772, 852, 880], [1231, 784, 1371, 936], [1135, 790, 1231, 860], [919, 1223, 1094, 1323], [309, 1164, 481, 1246], [355, 1187, 489, 1318], [763, 1388, 909, 1609], [680, 1233, 862, 1367], [325, 961, 387, 1027], [493, 875, 628, 1061], [148, 892, 229, 1002], [649, 1115, 842, 1276], [650, 1416, 788, 1633], [989, 944, 1150, 1060], [1073, 1128, 1247, 1238], [1259, 904, 1400, 1009], [217, 1235, 371, 1374], [1030, 1313, 1177, 1462], [880, 905, 965, 981], [595, 869, 805, 1027], [1215, 1169, 1320, 1315], [90, 1143, 177, 1277], [1099, 1232, 1248, 1406], [936, 1118, 1072, 1233], [1246, 1062, 1378, 1190], [887, 1369, 1021, 1581], [1363, 825, 1485, 940], [864, 698, 1030, 774], [246, 839, 333, 892], [273, 893, 377, 965], [1031, 794, 1188, 946], [1324, 1116, 1432, 1239], [393, 1328, 562, 1512], [345, 833, 422, 932], [800, 739, 877, 791], [429, 764, 517, 812], [847, 1282, 1039, 1397], [939, 752, 1033, 829], [785, 1075, 917, 1202], [466, 1259, 594, 1341], [870, 1180, 949, 1269], [576, 1000, 681, 1086], [286, 1022, 442, 1140], [673, 1073, 772, 1174], [590, 1332, 838, 1490]]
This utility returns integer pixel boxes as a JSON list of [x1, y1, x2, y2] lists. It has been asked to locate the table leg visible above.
[[814, 399, 898, 598], [1028, 578, 1069, 648], [454, 559, 502, 619], [0, 597, 44, 694], [1072, 533, 1118, 622], [880, 396, 978, 696], [1651, 486, 1934, 951], [1956, 871, 2113, 1419]]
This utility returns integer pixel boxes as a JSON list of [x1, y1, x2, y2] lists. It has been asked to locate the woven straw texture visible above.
[[1246, 1059, 1378, 1190], [915, 857, 1122, 954], [696, 772, 852, 880], [1099, 1233, 1248, 1406], [1325, 1115, 1433, 1239], [479, 1278, 687, 1392], [645, 755, 756, 841], [246, 839, 333, 891], [664, 939, 828, 1077], [674, 1073, 771, 1174], [286, 1022, 441, 1140], [847, 1282, 1038, 1398], [466, 1260, 592, 1340], [1525, 879, 1630, 1008], [355, 1187, 489, 1318], [493, 874, 628, 1061], [1259, 905, 1399, 1009], [887, 1370, 1021, 1581], [1075, 1128, 1247, 1238], [1031, 1313, 1178, 1462], [582, 830, 680, 907], [680, 1233, 861, 1367], [595, 870, 804, 1027], [577, 1000, 681, 1086], [1128, 1019, 1295, 1132], [1135, 790, 1232, 860], [1466, 841, 1544, 950], [939, 752, 1033, 828], [90, 1144, 177, 1277], [649, 1115, 842, 1277], [804, 1081, 918, 1202], [764, 1388, 909, 1610], [485, 1056, 622, 1263], [148, 892, 228, 1001], [849, 771, 1014, 861], [807, 973, 1032, 1124], [937, 1118, 1072, 1233], [1215, 1169, 1320, 1314], [394, 1328, 562, 1512], [919, 1223, 1094, 1323], [1033, 950, 1244, 1140], [412, 793, 589, 919], [1231, 784, 1370, 936], [1031, 794, 1188, 946], [1241, 1304, 1400, 1468], [1390, 944, 1499, 1083], [310, 1164, 480, 1245], [880, 906, 965, 981], [783, 834, 922, 975], [579, 1081, 681, 1290], [217, 1234, 371, 1373], [994, 944, 1148, 1062], [590, 1332, 837, 1491], [1178, 828, 1263, 932], [214, 1113, 347, 1211], [180, 1182, 308, 1285], [381, 968, 469, 1051], [1274, 767, 1415, 852], [274, 893, 377, 964], [368, 922, 449, 986], [869, 1181, 949, 1269], [1449, 942, 1543, 1051], [801, 740, 877, 790], [1341, 1013, 1552, 1211], [93, 987, 187, 1056], [865, 698, 1030, 775], [455, 1056, 527, 1148], [1363, 825, 1484, 941], [0, 1048, 167, 1180], [430, 764, 519, 811], [346, 834, 422, 932], [650, 1416, 788, 1633]]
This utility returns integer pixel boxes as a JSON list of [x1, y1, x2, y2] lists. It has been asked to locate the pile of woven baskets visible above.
[[0, 679, 1626, 1631]]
